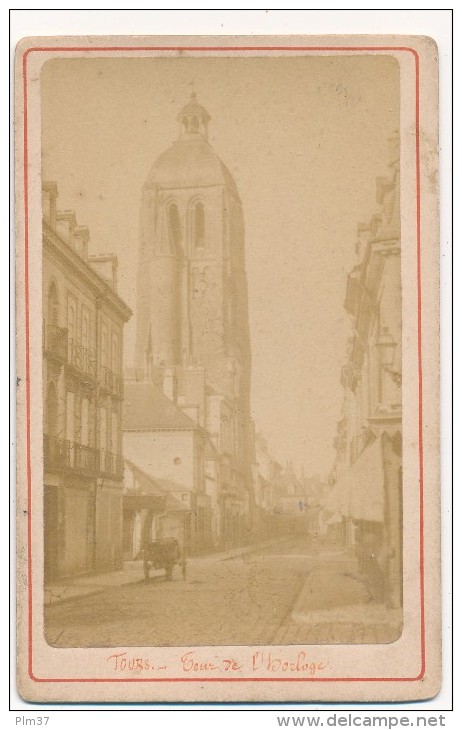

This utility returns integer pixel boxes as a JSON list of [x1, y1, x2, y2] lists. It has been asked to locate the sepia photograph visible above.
[[15, 35, 440, 703], [41, 53, 403, 648]]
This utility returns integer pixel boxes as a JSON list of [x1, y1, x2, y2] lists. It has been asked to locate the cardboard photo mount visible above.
[[15, 34, 440, 703]]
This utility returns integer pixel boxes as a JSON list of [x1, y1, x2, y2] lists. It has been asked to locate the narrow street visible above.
[[44, 535, 401, 648], [45, 536, 304, 647]]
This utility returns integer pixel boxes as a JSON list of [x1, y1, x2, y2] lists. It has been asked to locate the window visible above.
[[48, 281, 59, 326], [193, 202, 205, 249], [74, 394, 82, 444], [81, 397, 89, 446], [101, 325, 108, 369], [46, 381, 58, 438], [67, 300, 75, 342], [111, 411, 119, 454], [111, 332, 119, 374], [100, 406, 107, 462], [82, 307, 90, 349], [168, 204, 181, 248], [66, 391, 75, 443]]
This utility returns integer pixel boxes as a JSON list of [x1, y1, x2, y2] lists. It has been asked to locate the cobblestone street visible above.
[[44, 536, 401, 648], [45, 537, 304, 647]]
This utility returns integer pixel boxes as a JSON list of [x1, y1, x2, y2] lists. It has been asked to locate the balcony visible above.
[[67, 338, 96, 381], [100, 449, 124, 480], [44, 435, 99, 476], [44, 436, 124, 480], [100, 366, 123, 398], [44, 327, 96, 382]]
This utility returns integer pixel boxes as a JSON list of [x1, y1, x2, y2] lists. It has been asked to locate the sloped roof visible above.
[[123, 382, 198, 431], [124, 459, 189, 513], [154, 478, 190, 493]]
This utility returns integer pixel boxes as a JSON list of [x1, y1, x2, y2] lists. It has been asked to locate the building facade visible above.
[[123, 374, 214, 554], [42, 183, 132, 580], [122, 459, 187, 561], [131, 94, 254, 546], [328, 135, 403, 609]]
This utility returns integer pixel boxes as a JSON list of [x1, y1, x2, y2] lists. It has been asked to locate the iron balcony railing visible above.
[[100, 449, 125, 480], [101, 366, 123, 397], [44, 327, 96, 381], [44, 435, 99, 475], [44, 436, 123, 480], [67, 338, 97, 380]]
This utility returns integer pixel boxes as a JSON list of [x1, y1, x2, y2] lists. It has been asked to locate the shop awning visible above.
[[123, 495, 166, 512], [327, 437, 385, 523]]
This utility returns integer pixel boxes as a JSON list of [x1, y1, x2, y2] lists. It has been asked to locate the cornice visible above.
[[43, 223, 132, 322]]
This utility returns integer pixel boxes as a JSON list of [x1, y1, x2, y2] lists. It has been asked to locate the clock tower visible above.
[[134, 94, 253, 543]]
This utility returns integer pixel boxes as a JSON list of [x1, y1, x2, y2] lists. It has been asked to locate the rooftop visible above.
[[123, 381, 199, 431]]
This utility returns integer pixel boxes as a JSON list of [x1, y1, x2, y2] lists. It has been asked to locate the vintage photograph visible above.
[[15, 34, 441, 703], [40, 53, 404, 648]]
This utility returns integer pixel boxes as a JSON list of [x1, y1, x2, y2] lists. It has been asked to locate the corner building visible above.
[[43, 183, 132, 580], [134, 95, 253, 546], [329, 134, 402, 611]]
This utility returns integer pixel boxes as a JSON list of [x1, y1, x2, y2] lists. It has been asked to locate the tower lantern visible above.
[[177, 93, 211, 140]]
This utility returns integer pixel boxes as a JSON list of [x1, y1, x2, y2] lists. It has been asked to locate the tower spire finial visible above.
[[177, 92, 211, 140]]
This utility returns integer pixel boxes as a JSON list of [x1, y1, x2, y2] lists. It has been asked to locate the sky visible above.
[[41, 54, 399, 477]]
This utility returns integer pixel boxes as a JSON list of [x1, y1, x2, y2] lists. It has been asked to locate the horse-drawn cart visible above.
[[142, 537, 186, 581]]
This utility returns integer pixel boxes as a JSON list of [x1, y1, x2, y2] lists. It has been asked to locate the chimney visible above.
[[88, 254, 118, 291], [73, 226, 90, 262], [42, 182, 58, 229], [56, 210, 77, 246]]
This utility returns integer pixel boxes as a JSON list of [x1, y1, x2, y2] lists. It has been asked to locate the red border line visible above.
[[23, 45, 420, 54], [26, 675, 425, 684], [23, 45, 423, 685], [414, 51, 425, 681], [22, 49, 34, 681]]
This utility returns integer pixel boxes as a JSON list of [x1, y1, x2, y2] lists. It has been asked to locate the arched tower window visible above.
[[168, 203, 182, 248], [194, 202, 205, 250], [48, 281, 59, 327]]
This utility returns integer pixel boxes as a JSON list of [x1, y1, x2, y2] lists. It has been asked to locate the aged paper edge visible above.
[[15, 34, 440, 704]]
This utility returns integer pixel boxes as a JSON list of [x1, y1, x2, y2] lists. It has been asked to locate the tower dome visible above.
[[144, 94, 238, 195]]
